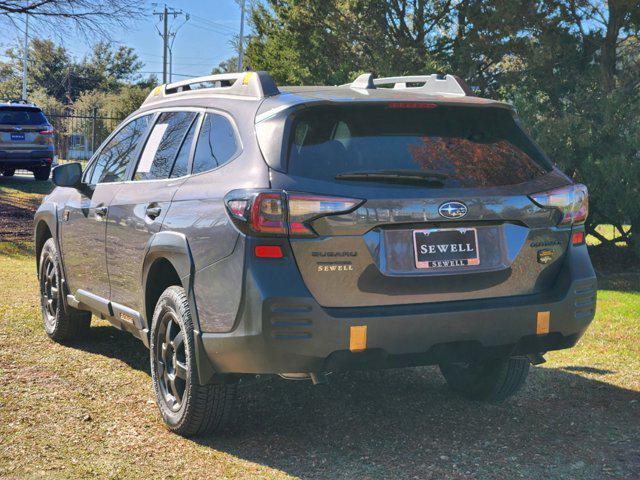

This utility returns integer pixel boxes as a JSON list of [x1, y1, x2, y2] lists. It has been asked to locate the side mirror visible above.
[[52, 162, 83, 188]]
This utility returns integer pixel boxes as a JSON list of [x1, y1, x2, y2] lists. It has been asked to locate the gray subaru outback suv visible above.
[[34, 71, 597, 436]]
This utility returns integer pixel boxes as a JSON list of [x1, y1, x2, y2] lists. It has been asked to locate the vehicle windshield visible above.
[[0, 107, 47, 125], [287, 105, 551, 188]]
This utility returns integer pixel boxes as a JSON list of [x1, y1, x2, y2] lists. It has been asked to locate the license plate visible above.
[[413, 228, 480, 269], [10, 133, 25, 141]]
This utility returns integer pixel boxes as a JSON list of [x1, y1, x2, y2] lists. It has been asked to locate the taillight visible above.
[[250, 193, 287, 235], [224, 190, 363, 237], [529, 184, 588, 226], [39, 127, 54, 135], [287, 194, 362, 236]]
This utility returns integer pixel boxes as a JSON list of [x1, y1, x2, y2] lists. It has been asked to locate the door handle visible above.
[[94, 206, 108, 218], [145, 205, 162, 220]]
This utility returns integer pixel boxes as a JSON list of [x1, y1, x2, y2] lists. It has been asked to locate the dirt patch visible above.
[[0, 196, 39, 243]]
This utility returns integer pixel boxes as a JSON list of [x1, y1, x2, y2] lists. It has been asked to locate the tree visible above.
[[0, 38, 70, 100], [76, 42, 144, 94], [212, 57, 240, 75], [247, 0, 640, 253], [0, 0, 143, 36], [0, 38, 148, 103]]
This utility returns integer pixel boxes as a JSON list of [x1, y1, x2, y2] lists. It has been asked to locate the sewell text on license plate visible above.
[[413, 227, 480, 269]]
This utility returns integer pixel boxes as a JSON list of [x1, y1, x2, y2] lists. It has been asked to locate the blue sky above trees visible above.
[[1, 0, 244, 79]]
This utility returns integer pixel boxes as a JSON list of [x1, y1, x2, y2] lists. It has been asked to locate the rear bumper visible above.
[[198, 241, 597, 377], [0, 149, 54, 169]]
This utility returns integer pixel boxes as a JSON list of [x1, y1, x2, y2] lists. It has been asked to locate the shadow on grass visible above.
[[69, 323, 640, 479], [71, 325, 150, 375]]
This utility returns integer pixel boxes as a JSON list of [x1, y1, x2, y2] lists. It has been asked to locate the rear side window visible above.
[[88, 115, 151, 184], [192, 113, 239, 174], [288, 105, 551, 187], [134, 111, 197, 181], [0, 107, 47, 125], [170, 116, 198, 178]]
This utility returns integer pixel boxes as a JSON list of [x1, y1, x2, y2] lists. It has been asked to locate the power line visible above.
[[187, 20, 234, 37], [188, 14, 237, 34]]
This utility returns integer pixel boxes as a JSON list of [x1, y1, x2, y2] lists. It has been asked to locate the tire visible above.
[[439, 357, 530, 403], [2, 169, 15, 177], [33, 165, 51, 181], [150, 285, 236, 437], [39, 238, 91, 341]]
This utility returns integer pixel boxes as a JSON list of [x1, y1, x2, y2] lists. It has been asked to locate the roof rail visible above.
[[142, 71, 280, 105], [1, 98, 36, 106], [346, 73, 473, 97]]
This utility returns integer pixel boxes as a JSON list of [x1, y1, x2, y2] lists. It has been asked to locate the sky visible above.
[[1, 0, 246, 81]]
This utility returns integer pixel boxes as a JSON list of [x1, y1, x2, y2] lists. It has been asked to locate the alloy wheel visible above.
[[155, 310, 189, 412], [41, 254, 59, 329]]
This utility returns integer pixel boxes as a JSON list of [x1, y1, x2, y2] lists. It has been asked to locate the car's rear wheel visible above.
[[39, 238, 91, 341], [33, 165, 51, 181], [150, 285, 236, 437], [439, 357, 530, 402], [1, 169, 15, 177]]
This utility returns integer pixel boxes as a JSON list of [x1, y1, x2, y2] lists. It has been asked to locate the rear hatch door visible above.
[[269, 104, 573, 308], [0, 106, 50, 152]]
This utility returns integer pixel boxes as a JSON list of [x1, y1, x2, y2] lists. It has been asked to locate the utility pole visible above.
[[22, 13, 29, 100], [162, 5, 168, 83], [153, 5, 189, 84], [237, 0, 246, 71]]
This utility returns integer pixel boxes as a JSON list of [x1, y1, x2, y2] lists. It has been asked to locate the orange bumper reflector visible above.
[[537, 311, 550, 334], [350, 325, 367, 352], [571, 230, 585, 245]]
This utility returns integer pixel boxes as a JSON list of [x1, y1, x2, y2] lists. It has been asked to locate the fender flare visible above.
[[34, 203, 59, 274], [141, 231, 216, 384]]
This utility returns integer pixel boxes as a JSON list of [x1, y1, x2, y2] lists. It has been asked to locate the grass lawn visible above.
[[1, 176, 639, 479]]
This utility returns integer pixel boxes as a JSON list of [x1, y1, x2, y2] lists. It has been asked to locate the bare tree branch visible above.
[[0, 0, 144, 38]]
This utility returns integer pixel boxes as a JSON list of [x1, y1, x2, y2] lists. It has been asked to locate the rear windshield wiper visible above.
[[335, 169, 448, 185]]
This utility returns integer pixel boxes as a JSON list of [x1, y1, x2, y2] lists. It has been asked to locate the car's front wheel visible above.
[[1, 169, 15, 177], [439, 357, 530, 402], [39, 238, 92, 341], [33, 165, 51, 181], [150, 285, 236, 437]]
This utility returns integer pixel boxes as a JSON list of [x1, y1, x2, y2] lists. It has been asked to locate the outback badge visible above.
[[537, 249, 555, 264]]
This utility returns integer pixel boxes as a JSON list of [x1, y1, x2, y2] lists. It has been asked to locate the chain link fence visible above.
[[44, 108, 125, 162]]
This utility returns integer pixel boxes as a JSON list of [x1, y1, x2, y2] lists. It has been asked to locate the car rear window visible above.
[[0, 107, 47, 125], [287, 105, 551, 187]]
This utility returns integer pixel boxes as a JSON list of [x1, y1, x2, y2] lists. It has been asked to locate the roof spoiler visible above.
[[142, 71, 280, 106], [346, 73, 473, 97]]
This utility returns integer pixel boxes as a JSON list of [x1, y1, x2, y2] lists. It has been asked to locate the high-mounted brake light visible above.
[[224, 190, 363, 237], [529, 184, 588, 226], [387, 102, 438, 109]]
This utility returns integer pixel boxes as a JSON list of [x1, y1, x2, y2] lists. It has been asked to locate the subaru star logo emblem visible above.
[[439, 201, 468, 219]]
